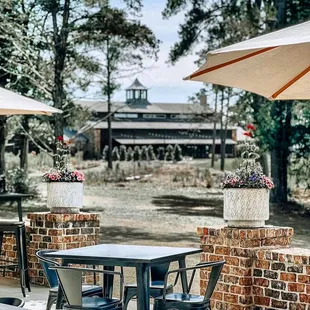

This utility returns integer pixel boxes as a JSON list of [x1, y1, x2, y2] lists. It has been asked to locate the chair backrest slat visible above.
[[204, 262, 225, 301], [151, 263, 170, 285], [56, 268, 83, 306], [36, 250, 59, 288]]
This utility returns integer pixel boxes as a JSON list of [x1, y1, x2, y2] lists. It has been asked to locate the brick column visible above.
[[197, 225, 295, 310], [27, 212, 100, 285], [0, 212, 100, 286]]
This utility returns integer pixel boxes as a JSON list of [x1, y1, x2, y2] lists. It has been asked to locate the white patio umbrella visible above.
[[185, 20, 310, 100], [0, 87, 62, 115]]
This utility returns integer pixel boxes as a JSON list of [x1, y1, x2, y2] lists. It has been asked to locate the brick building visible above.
[[76, 79, 237, 158]]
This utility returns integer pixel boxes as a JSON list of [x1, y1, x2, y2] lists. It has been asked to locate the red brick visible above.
[[223, 293, 238, 303], [299, 294, 309, 303], [223, 275, 239, 284], [306, 285, 310, 294], [230, 267, 251, 277], [280, 272, 296, 282], [298, 275, 310, 284], [215, 246, 230, 255], [271, 299, 287, 309], [202, 245, 214, 253], [239, 277, 252, 286], [217, 283, 230, 292], [306, 266, 310, 275], [289, 303, 307, 310], [226, 257, 239, 266], [255, 260, 270, 269], [238, 295, 253, 305], [209, 255, 224, 261], [253, 278, 269, 287], [253, 286, 264, 296], [254, 296, 270, 306], [212, 292, 223, 301]]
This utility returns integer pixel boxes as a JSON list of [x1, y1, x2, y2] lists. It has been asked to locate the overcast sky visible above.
[[93, 0, 203, 103]]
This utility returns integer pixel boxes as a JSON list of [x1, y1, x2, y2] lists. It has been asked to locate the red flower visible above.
[[243, 131, 253, 138], [56, 136, 64, 141], [246, 124, 256, 131]]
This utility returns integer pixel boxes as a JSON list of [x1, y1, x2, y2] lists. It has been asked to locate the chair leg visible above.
[[20, 225, 31, 292], [123, 289, 138, 310], [15, 227, 26, 298], [46, 293, 57, 310]]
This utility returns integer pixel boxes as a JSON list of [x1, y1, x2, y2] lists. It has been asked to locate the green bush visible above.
[[127, 147, 133, 161], [141, 146, 148, 161], [174, 144, 183, 161], [119, 145, 127, 161], [157, 147, 165, 161], [165, 145, 174, 161], [112, 147, 120, 161], [6, 167, 37, 194], [133, 146, 141, 162], [147, 145, 156, 160]]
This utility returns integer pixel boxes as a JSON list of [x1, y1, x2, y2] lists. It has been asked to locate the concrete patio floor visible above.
[[0, 277, 141, 309]]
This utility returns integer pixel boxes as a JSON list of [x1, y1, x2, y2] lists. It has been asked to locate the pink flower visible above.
[[77, 175, 84, 181]]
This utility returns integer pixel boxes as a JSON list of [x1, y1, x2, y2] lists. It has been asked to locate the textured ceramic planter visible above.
[[47, 182, 83, 214], [223, 188, 269, 228]]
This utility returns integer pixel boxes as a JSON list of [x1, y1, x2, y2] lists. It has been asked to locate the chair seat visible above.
[[125, 283, 173, 290], [50, 285, 103, 295], [157, 293, 205, 303], [63, 297, 121, 309]]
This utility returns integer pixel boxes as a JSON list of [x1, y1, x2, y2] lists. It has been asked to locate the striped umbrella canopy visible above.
[[185, 20, 310, 100]]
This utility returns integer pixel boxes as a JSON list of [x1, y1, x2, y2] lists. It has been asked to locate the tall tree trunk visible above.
[[220, 90, 225, 171], [51, 0, 70, 162], [211, 91, 218, 168], [20, 116, 29, 171], [270, 101, 291, 203], [0, 117, 6, 192], [270, 0, 290, 203], [106, 39, 113, 169]]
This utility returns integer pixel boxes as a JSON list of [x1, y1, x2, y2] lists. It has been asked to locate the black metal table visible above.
[[45, 244, 202, 310], [0, 193, 33, 221]]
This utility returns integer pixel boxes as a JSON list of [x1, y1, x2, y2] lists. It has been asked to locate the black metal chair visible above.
[[123, 263, 175, 310], [0, 297, 25, 307], [153, 260, 225, 310], [36, 250, 104, 310], [0, 221, 30, 297], [51, 265, 123, 310]]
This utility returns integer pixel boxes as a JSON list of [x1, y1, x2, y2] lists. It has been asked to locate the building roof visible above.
[[114, 138, 236, 145], [126, 78, 148, 90], [76, 100, 212, 114], [91, 121, 236, 130]]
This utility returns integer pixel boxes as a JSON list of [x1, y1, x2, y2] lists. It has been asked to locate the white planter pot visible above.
[[223, 188, 269, 228], [47, 182, 83, 214]]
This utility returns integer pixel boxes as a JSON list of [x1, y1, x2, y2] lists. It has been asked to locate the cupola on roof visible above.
[[126, 78, 148, 90]]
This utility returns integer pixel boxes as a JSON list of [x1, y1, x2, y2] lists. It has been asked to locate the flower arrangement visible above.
[[221, 124, 274, 190], [43, 136, 85, 183]]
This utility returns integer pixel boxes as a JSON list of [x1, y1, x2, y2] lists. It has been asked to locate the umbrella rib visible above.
[[190, 46, 278, 79], [271, 65, 310, 99]]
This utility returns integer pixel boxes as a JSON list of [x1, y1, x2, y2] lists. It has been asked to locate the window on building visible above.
[[115, 113, 138, 119], [143, 114, 166, 119], [171, 114, 190, 119]]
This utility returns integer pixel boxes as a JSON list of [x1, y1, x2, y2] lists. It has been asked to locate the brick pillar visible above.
[[0, 212, 100, 286], [197, 225, 294, 310]]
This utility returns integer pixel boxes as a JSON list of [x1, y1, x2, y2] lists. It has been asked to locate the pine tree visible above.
[[165, 145, 174, 161], [133, 146, 141, 162], [103, 146, 109, 161], [141, 146, 148, 161], [157, 147, 165, 161], [112, 146, 120, 161], [147, 145, 156, 161], [127, 147, 133, 161], [174, 144, 183, 162], [119, 145, 127, 161]]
